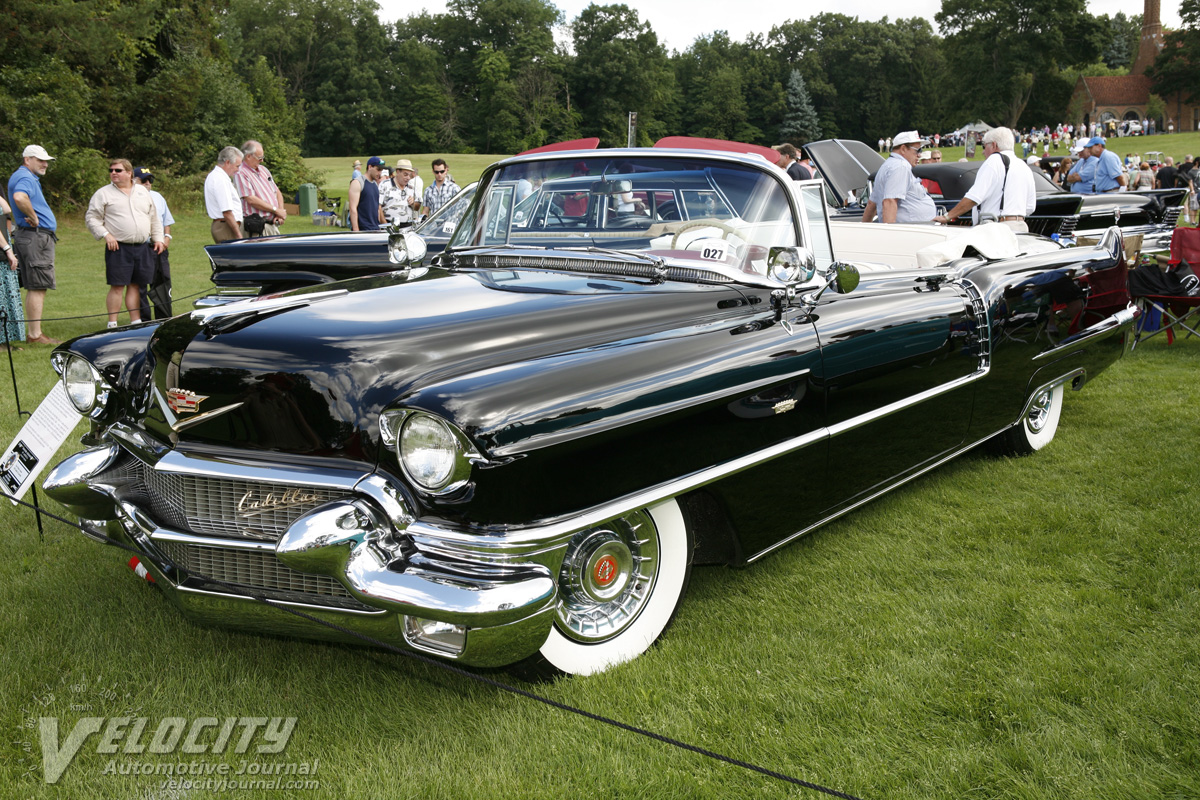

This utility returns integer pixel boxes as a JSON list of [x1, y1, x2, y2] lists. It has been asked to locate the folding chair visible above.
[[1130, 226, 1200, 349]]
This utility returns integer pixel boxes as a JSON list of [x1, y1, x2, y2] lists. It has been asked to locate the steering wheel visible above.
[[670, 220, 742, 249]]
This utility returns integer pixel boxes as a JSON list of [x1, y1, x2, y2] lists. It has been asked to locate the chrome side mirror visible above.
[[800, 261, 860, 308], [388, 230, 428, 266], [833, 262, 860, 294], [766, 246, 816, 284]]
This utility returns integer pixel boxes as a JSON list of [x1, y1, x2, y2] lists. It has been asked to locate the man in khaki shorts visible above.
[[7, 144, 61, 344]]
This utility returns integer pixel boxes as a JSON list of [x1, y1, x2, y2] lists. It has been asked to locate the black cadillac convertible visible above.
[[42, 147, 1137, 675]]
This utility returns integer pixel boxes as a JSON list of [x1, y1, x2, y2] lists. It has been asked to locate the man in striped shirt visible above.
[[235, 140, 287, 237]]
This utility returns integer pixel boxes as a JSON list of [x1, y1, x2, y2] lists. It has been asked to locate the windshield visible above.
[[450, 154, 798, 276], [415, 183, 475, 238]]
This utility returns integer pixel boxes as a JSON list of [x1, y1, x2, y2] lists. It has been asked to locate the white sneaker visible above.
[[107, 321, 118, 329]]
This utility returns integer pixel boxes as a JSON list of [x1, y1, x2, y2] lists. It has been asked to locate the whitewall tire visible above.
[[537, 498, 692, 676], [1000, 382, 1064, 455]]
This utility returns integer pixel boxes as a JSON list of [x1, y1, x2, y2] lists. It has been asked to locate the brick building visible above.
[[1069, 0, 1200, 133]]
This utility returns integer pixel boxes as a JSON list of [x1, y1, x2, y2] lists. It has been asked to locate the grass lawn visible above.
[[0, 210, 1198, 799]]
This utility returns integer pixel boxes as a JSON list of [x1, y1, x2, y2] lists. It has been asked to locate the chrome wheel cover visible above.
[[555, 510, 659, 643], [1027, 390, 1053, 433]]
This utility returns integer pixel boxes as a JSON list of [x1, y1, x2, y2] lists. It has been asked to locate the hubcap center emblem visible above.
[[593, 554, 619, 587]]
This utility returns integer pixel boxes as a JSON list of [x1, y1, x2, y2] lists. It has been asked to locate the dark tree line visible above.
[[0, 0, 1171, 206]]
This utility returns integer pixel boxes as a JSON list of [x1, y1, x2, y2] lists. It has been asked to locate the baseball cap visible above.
[[132, 166, 153, 181], [918, 150, 932, 161], [366, 156, 385, 167], [1026, 156, 1041, 165], [1086, 136, 1106, 148], [892, 131, 927, 148], [23, 144, 55, 160], [393, 158, 414, 171]]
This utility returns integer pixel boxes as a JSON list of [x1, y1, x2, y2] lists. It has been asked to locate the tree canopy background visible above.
[[1, 0, 1189, 206]]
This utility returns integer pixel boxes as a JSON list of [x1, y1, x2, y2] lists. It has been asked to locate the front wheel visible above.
[[995, 383, 1064, 455], [536, 499, 693, 676]]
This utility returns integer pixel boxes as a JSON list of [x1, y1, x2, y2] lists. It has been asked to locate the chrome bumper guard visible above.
[[43, 445, 558, 666]]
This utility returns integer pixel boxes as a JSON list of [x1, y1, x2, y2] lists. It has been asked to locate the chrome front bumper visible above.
[[43, 445, 558, 667]]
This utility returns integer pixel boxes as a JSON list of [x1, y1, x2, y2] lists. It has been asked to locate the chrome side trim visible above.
[[407, 426, 829, 561], [411, 366, 989, 561], [826, 369, 986, 439]]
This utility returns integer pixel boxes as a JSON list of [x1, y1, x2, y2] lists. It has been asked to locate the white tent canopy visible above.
[[951, 120, 995, 136]]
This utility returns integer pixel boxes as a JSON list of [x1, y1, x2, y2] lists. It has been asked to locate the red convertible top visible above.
[[654, 136, 779, 167]]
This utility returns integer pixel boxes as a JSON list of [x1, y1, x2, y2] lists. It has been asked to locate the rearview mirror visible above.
[[590, 179, 632, 195]]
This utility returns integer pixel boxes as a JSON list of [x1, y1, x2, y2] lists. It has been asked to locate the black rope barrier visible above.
[[0, 286, 213, 328], [1, 487, 868, 800]]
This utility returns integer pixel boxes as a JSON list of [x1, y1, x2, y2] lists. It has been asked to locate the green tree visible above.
[[1100, 12, 1142, 71], [779, 69, 821, 143], [570, 4, 677, 146], [936, 0, 1106, 127], [1151, 0, 1200, 103]]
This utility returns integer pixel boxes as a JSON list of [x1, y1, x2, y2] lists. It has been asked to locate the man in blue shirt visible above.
[[7, 144, 60, 344], [1065, 147, 1097, 194], [1087, 137, 1128, 193]]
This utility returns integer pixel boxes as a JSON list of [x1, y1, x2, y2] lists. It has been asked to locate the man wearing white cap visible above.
[[862, 131, 936, 223], [935, 127, 1036, 232], [7, 145, 61, 344]]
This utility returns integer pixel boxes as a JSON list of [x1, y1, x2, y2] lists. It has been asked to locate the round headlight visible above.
[[63, 356, 103, 415], [399, 413, 459, 490]]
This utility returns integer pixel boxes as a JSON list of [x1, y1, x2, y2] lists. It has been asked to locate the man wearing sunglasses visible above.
[[862, 130, 936, 224], [423, 159, 460, 216], [85, 158, 165, 327]]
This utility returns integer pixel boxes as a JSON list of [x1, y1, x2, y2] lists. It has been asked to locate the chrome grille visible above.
[[105, 454, 343, 542], [156, 541, 376, 612], [1164, 207, 1183, 227], [1057, 217, 1078, 237]]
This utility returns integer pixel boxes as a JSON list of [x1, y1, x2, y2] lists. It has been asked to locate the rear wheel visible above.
[[536, 499, 692, 676], [996, 383, 1064, 455]]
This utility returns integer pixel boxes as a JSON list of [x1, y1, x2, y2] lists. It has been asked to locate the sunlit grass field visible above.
[[0, 198, 1197, 799]]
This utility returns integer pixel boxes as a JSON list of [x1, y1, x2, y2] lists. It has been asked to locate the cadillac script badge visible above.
[[166, 388, 208, 414]]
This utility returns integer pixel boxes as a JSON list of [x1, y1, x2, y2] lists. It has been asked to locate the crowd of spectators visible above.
[[349, 157, 460, 232]]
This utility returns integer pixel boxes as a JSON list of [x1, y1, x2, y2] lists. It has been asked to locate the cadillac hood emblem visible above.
[[166, 388, 208, 414]]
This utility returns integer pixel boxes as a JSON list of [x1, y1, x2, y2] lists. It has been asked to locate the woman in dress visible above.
[[0, 193, 27, 351]]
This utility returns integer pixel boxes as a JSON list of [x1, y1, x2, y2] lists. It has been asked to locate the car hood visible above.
[[804, 139, 887, 206], [140, 268, 751, 460]]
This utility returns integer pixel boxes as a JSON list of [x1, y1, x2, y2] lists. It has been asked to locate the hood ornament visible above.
[[166, 388, 208, 414]]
